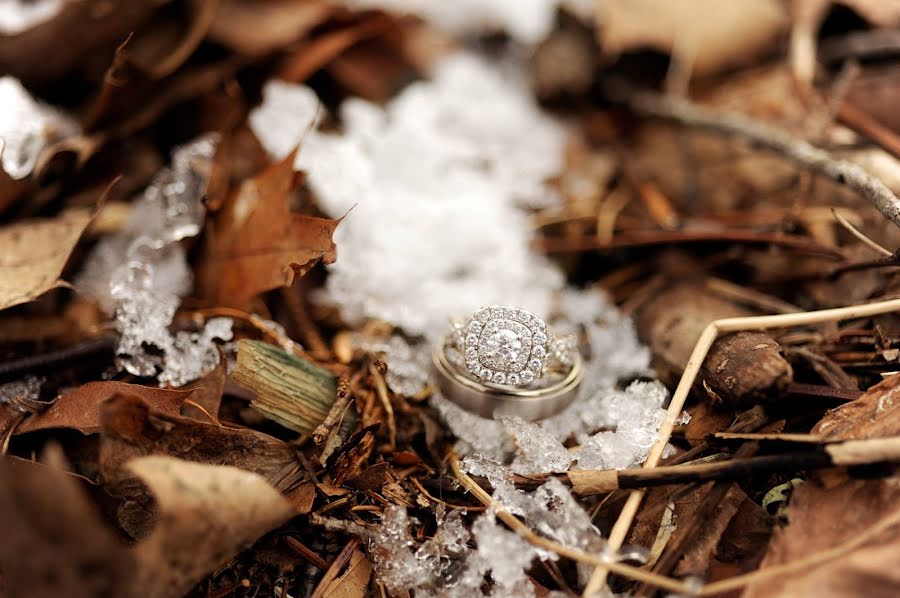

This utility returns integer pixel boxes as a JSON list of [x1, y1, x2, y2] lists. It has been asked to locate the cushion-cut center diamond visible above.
[[484, 328, 523, 366]]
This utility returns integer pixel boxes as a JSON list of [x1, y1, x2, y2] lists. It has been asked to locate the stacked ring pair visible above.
[[432, 305, 584, 420]]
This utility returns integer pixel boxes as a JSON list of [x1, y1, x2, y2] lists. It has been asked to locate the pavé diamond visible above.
[[521, 370, 534, 383], [492, 372, 506, 384]]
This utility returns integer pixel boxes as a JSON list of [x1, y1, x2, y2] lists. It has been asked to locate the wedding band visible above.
[[432, 342, 583, 420], [451, 305, 576, 387]]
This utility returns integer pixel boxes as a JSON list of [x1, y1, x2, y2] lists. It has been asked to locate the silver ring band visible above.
[[432, 343, 583, 420]]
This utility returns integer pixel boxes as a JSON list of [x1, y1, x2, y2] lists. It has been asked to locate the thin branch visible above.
[[619, 87, 900, 231], [448, 454, 693, 595], [832, 208, 892, 256]]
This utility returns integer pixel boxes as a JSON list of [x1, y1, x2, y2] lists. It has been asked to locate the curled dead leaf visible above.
[[0, 0, 165, 84], [16, 381, 193, 435], [129, 455, 296, 598], [99, 394, 301, 489]]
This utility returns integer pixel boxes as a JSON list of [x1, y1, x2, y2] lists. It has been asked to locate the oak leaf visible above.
[[201, 147, 340, 308]]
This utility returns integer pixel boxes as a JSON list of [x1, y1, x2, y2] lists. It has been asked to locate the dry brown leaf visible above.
[[208, 0, 333, 56], [99, 394, 300, 489], [0, 449, 136, 598], [129, 455, 296, 598], [317, 549, 373, 598], [201, 148, 340, 308], [812, 374, 900, 440], [595, 0, 788, 78], [0, 207, 92, 312], [99, 394, 300, 538], [125, 0, 221, 78], [16, 381, 192, 435], [0, 0, 165, 84], [743, 477, 900, 598], [286, 480, 318, 515]]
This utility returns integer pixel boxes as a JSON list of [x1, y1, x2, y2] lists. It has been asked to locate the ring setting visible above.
[[434, 304, 584, 420], [463, 305, 548, 386]]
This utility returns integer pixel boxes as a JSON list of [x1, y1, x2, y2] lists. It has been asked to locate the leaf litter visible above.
[[2, 1, 900, 597]]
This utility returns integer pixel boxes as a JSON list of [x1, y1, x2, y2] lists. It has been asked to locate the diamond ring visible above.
[[452, 305, 577, 387], [432, 341, 583, 420]]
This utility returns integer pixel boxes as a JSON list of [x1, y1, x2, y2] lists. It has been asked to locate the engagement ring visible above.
[[452, 305, 576, 387], [433, 305, 583, 420]]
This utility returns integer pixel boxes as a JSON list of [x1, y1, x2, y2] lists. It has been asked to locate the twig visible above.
[[284, 536, 332, 570], [281, 287, 332, 359], [311, 537, 360, 598], [369, 360, 396, 450], [832, 208, 892, 256], [448, 454, 693, 595], [312, 376, 353, 446], [569, 435, 900, 495], [837, 100, 900, 161], [584, 296, 900, 595], [308, 513, 375, 540], [0, 335, 116, 380], [536, 228, 844, 258], [619, 88, 900, 231]]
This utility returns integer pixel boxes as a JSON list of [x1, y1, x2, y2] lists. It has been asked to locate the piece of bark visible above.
[[674, 483, 747, 577], [635, 282, 793, 404]]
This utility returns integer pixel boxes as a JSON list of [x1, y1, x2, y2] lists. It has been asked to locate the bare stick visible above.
[[584, 296, 900, 595], [622, 89, 900, 231]]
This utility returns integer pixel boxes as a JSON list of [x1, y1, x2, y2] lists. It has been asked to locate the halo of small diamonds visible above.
[[463, 305, 548, 386]]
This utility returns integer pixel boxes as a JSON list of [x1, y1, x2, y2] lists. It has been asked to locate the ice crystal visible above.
[[502, 416, 574, 474], [250, 53, 567, 339], [78, 135, 232, 387], [370, 505, 472, 595], [574, 381, 670, 470], [0, 76, 78, 179], [0, 376, 44, 413], [0, 0, 62, 34]]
